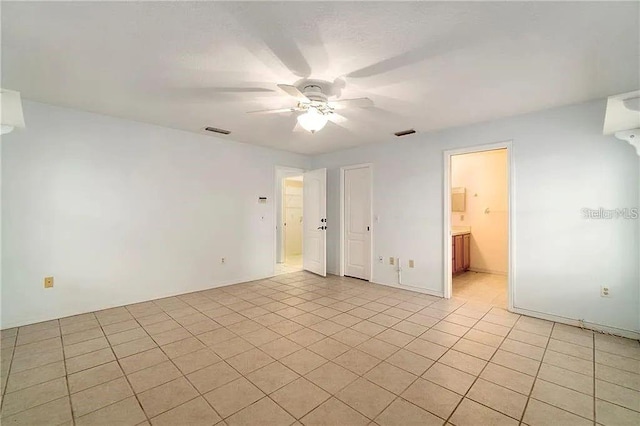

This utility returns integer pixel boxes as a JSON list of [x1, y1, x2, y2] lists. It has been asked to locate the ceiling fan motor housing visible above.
[[300, 85, 333, 114]]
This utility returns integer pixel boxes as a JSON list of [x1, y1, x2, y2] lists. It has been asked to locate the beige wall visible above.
[[452, 149, 508, 274], [284, 179, 303, 259]]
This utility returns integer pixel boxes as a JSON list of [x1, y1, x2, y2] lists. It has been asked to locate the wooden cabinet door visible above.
[[454, 235, 464, 273], [463, 234, 471, 270]]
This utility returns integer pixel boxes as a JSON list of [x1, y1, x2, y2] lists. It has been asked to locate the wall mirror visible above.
[[452, 187, 466, 212]]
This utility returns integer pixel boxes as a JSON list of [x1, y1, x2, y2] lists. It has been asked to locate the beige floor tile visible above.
[[450, 398, 518, 426], [385, 349, 434, 376], [543, 350, 593, 376], [596, 398, 640, 426], [6, 360, 66, 393], [137, 377, 199, 418], [391, 320, 428, 337], [68, 361, 123, 393], [596, 379, 640, 411], [0, 395, 72, 425], [226, 397, 295, 426], [375, 398, 443, 426], [422, 362, 475, 395], [11, 348, 64, 373], [404, 339, 448, 360], [151, 396, 221, 426], [364, 362, 417, 395], [102, 319, 139, 335], [208, 336, 255, 359], [243, 328, 282, 346], [507, 329, 549, 348], [467, 378, 527, 419], [438, 349, 487, 376], [492, 349, 540, 376], [227, 348, 275, 374], [336, 378, 395, 419], [304, 361, 358, 394], [63, 328, 105, 346], [71, 376, 133, 417], [16, 327, 61, 346], [500, 338, 545, 361], [334, 348, 380, 375], [151, 327, 192, 346], [107, 327, 149, 346], [14, 337, 62, 358], [480, 363, 535, 395], [432, 321, 469, 337], [2, 377, 68, 417], [513, 317, 553, 337], [127, 360, 182, 393], [64, 336, 110, 358], [350, 320, 385, 337], [596, 363, 640, 391], [332, 328, 370, 346], [112, 336, 158, 359], [119, 348, 169, 374], [205, 377, 265, 418], [473, 319, 512, 336], [464, 329, 503, 348], [187, 361, 241, 393], [246, 361, 300, 394], [451, 338, 496, 361], [268, 319, 305, 336], [356, 338, 399, 360], [523, 398, 592, 426], [307, 337, 350, 360], [260, 337, 303, 360], [531, 379, 593, 419], [551, 326, 593, 348], [271, 377, 330, 418], [375, 329, 414, 347], [406, 313, 439, 328], [75, 396, 146, 426], [547, 338, 593, 361], [300, 397, 370, 426], [287, 328, 326, 347], [66, 347, 116, 374], [401, 378, 462, 419], [596, 350, 640, 373], [173, 347, 221, 375], [185, 319, 222, 335], [161, 336, 206, 359], [537, 363, 593, 395], [281, 348, 327, 375]]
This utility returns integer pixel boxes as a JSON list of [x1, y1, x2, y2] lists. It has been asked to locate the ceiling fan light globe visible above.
[[297, 108, 328, 133]]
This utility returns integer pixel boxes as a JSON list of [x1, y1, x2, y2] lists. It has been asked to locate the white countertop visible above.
[[452, 226, 471, 236]]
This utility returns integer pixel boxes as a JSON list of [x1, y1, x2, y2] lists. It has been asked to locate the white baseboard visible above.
[[511, 307, 640, 340], [368, 279, 444, 298], [468, 267, 507, 276]]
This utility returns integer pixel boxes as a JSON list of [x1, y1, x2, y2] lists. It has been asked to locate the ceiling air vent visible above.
[[394, 129, 416, 137], [204, 126, 231, 135]]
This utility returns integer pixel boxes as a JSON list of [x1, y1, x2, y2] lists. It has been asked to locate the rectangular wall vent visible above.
[[204, 126, 231, 135], [394, 129, 416, 137]]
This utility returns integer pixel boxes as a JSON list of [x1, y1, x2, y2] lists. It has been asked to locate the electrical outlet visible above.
[[378, 256, 383, 264], [44, 276, 54, 288], [221, 257, 226, 264], [600, 286, 610, 297], [389, 257, 395, 266], [409, 260, 415, 268]]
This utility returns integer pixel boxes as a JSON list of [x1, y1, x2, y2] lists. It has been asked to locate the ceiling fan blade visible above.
[[330, 97, 374, 110], [208, 87, 275, 93], [277, 84, 309, 102], [246, 107, 301, 115], [327, 112, 348, 124]]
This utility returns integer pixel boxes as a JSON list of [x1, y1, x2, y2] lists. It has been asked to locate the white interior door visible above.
[[344, 166, 371, 280], [303, 168, 327, 276]]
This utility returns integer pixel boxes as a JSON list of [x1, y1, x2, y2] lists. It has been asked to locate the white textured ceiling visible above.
[[3, 1, 639, 154]]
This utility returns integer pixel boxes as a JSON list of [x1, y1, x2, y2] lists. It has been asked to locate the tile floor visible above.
[[274, 255, 303, 276], [453, 271, 508, 307], [1, 272, 639, 425]]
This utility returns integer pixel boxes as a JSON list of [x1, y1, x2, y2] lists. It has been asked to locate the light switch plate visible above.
[[409, 260, 415, 268], [389, 257, 395, 266], [44, 277, 54, 288]]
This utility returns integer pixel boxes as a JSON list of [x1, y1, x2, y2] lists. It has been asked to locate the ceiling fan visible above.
[[247, 82, 374, 133]]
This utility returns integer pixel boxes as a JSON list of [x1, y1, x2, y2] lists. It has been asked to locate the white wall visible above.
[[1, 101, 310, 328], [452, 149, 508, 274], [312, 100, 640, 334]]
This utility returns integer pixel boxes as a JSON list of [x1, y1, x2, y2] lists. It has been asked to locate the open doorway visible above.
[[444, 143, 512, 308], [275, 167, 304, 275]]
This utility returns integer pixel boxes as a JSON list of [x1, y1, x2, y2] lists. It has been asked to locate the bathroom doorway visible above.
[[443, 142, 513, 308]]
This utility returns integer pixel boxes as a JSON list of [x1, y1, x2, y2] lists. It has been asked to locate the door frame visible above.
[[339, 163, 373, 281], [274, 166, 305, 267], [442, 141, 515, 311]]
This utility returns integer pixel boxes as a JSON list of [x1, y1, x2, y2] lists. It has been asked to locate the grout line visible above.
[[518, 320, 553, 425]]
